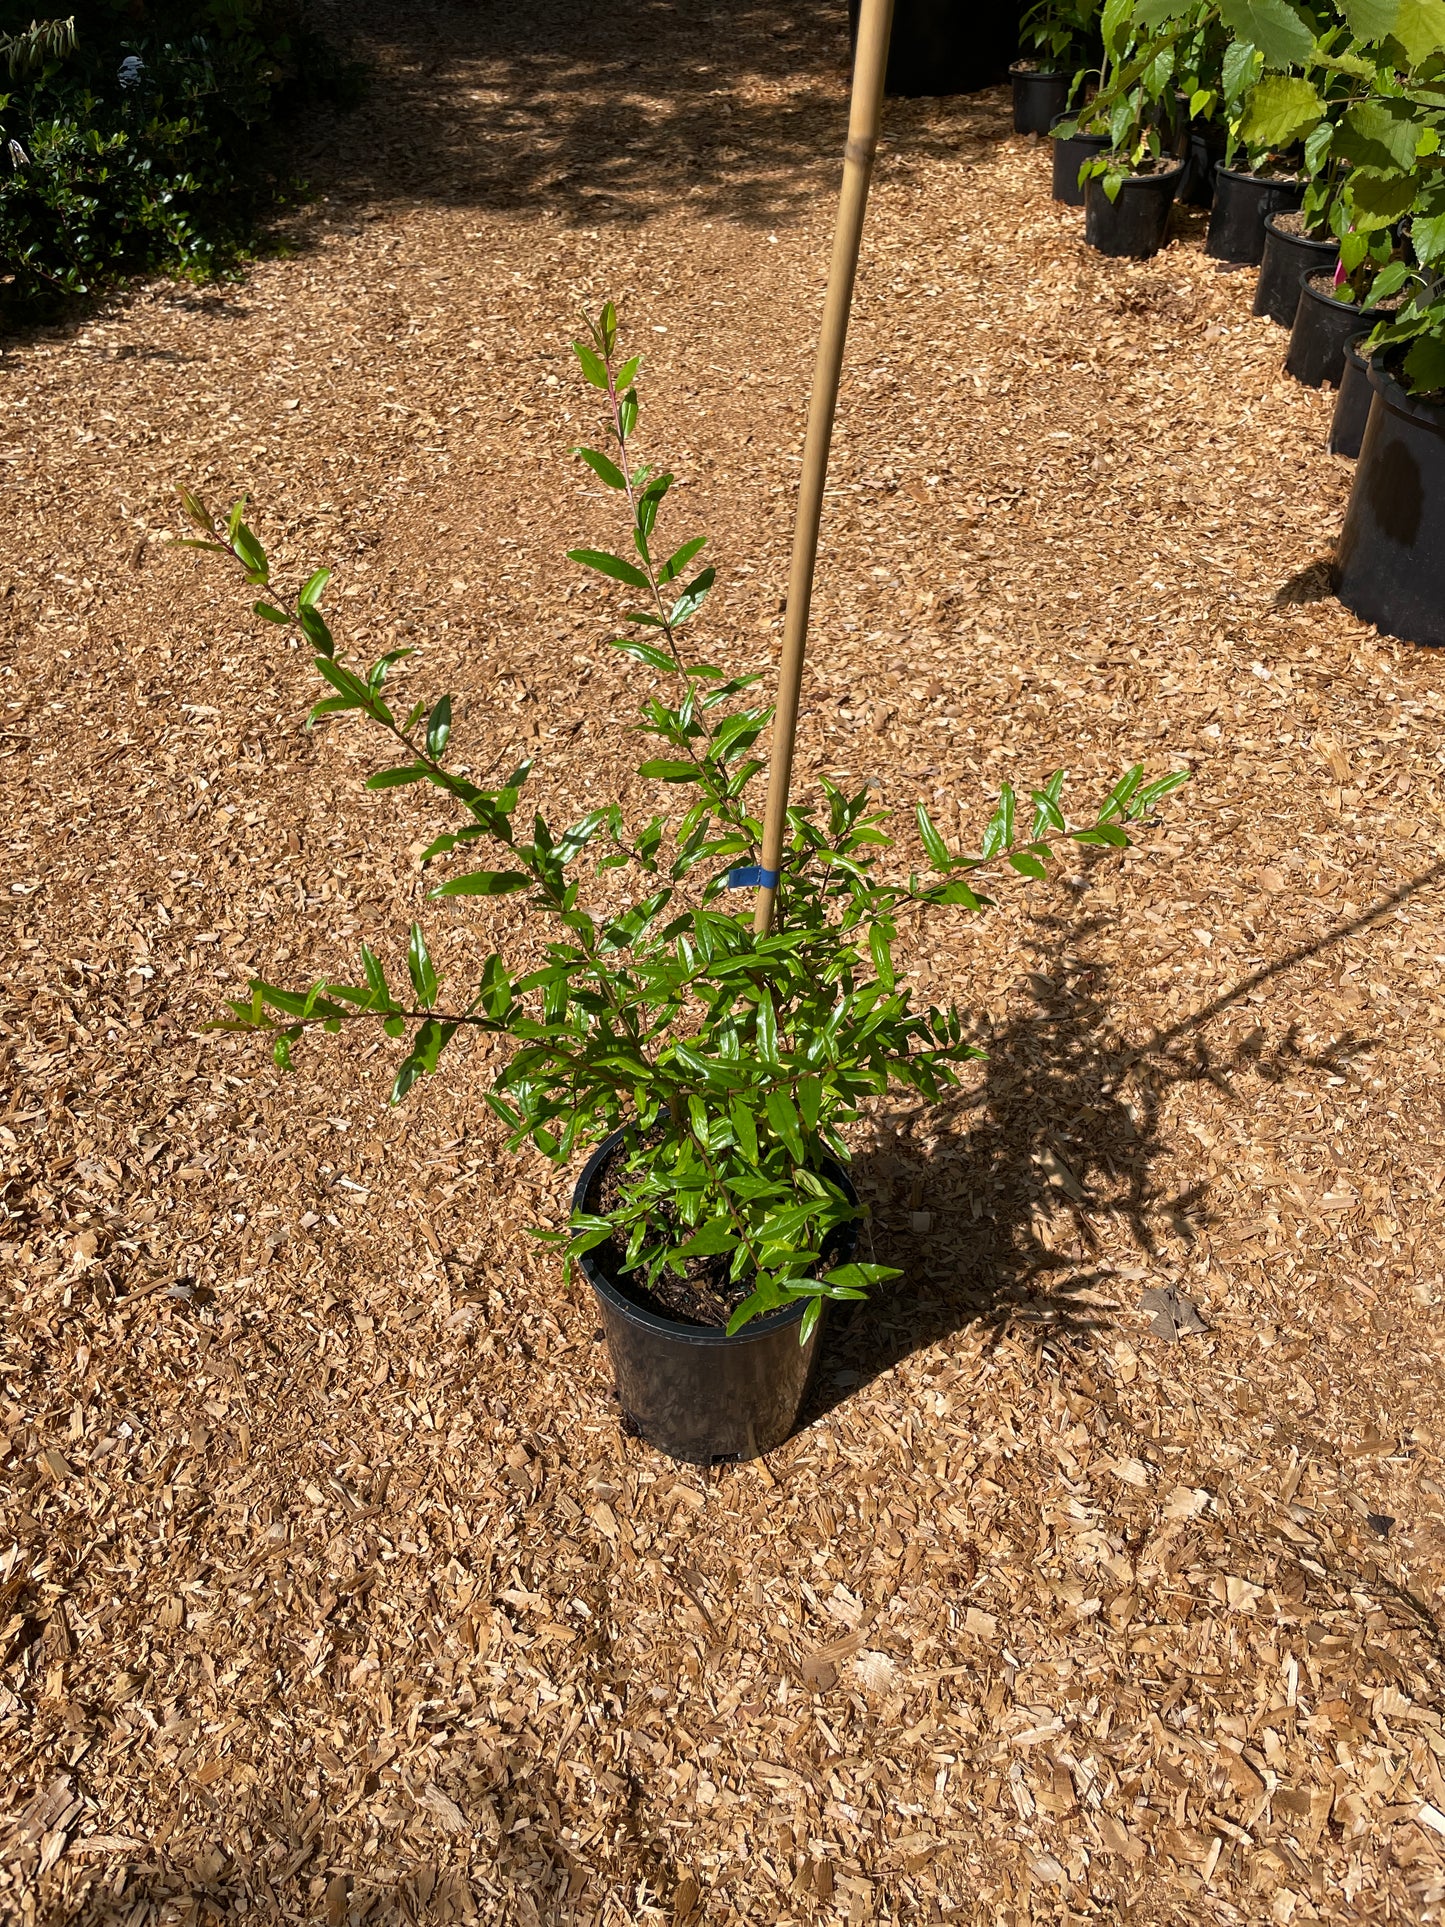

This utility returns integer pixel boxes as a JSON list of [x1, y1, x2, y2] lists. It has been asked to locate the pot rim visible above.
[[1214, 163, 1303, 188], [1366, 360, 1445, 428], [1087, 159, 1185, 186], [1262, 210, 1337, 247], [571, 1129, 856, 1348], [1295, 268, 1387, 324]]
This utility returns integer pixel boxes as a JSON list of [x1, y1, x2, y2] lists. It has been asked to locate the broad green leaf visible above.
[[668, 567, 715, 626], [756, 989, 779, 1065], [868, 923, 895, 990], [1392, 0, 1445, 66], [1338, 0, 1399, 36], [253, 600, 290, 624], [1216, 0, 1315, 69], [1337, 97, 1427, 173], [731, 1096, 758, 1163], [1238, 74, 1324, 150], [1008, 851, 1048, 879], [1405, 332, 1445, 391]]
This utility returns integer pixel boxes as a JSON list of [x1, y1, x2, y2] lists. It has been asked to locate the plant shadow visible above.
[[800, 878, 1394, 1425]]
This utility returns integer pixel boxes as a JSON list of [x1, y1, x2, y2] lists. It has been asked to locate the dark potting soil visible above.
[[1272, 207, 1326, 241], [1306, 269, 1401, 312]]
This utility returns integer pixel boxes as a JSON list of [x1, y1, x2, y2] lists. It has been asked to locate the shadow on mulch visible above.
[[297, 0, 1013, 232], [802, 855, 1445, 1425]]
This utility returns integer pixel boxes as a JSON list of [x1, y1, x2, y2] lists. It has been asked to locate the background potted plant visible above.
[[174, 307, 1186, 1463], [1017, 0, 1102, 134]]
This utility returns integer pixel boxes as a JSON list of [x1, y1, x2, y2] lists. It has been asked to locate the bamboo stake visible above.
[[750, 0, 896, 937]]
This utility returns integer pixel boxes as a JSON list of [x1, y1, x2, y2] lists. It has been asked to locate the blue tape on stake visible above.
[[726, 866, 780, 889]]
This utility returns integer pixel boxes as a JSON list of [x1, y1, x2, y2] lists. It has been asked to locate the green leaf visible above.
[[610, 637, 677, 674], [638, 759, 701, 782], [668, 567, 715, 626], [433, 871, 533, 896], [1391, 0, 1445, 66], [366, 765, 427, 789], [572, 341, 609, 388], [1337, 97, 1426, 174], [1339, 0, 1400, 37], [574, 446, 627, 489], [407, 923, 438, 1008], [868, 923, 895, 990], [299, 605, 334, 659], [1216, 0, 1316, 69], [796, 1074, 823, 1131], [567, 548, 651, 591], [756, 989, 779, 1066], [426, 694, 452, 759], [731, 1096, 758, 1163], [1007, 851, 1048, 879], [658, 535, 707, 585], [253, 600, 290, 624], [1071, 824, 1130, 847], [299, 568, 331, 610], [1404, 331, 1445, 392], [1238, 73, 1325, 151], [915, 803, 952, 871], [764, 1087, 805, 1161], [674, 1219, 739, 1259]]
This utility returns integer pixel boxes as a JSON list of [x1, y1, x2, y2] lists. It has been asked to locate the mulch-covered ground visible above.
[[5, 0, 1445, 1921]]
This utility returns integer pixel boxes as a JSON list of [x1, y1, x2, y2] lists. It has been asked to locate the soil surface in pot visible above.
[[1271, 207, 1329, 241], [587, 1133, 846, 1329], [1306, 269, 1400, 313]]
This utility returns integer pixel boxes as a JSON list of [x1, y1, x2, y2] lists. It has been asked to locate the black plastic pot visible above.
[[1329, 335, 1375, 458], [1254, 213, 1339, 326], [1285, 272, 1389, 389], [1083, 164, 1183, 259], [1178, 114, 1226, 209], [848, 0, 1021, 97], [572, 1133, 860, 1464], [1011, 63, 1069, 134], [1051, 119, 1108, 206], [1205, 166, 1304, 265], [1336, 366, 1445, 646]]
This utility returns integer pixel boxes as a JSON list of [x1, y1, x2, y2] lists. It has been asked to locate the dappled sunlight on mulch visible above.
[[5, 0, 1445, 1920]]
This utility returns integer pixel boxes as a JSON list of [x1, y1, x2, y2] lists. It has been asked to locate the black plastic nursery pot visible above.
[[1011, 62, 1069, 135], [1253, 211, 1339, 327], [1083, 164, 1183, 260], [1285, 271, 1389, 390], [1205, 166, 1303, 266], [1177, 113, 1226, 209], [1051, 120, 1108, 207], [1336, 365, 1445, 647], [572, 1132, 860, 1464], [848, 0, 1020, 96], [1329, 335, 1375, 459]]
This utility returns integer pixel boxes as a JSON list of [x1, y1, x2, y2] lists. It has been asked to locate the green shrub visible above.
[[175, 308, 1187, 1342], [0, 1, 354, 311]]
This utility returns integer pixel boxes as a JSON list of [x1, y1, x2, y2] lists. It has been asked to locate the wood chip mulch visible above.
[[4, 1, 1445, 1921]]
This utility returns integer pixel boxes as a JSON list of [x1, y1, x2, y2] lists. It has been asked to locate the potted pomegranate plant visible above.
[[174, 307, 1185, 1464]]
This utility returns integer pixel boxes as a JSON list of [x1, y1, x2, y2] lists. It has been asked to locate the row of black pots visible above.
[[1054, 139, 1307, 264], [574, 1133, 861, 1464]]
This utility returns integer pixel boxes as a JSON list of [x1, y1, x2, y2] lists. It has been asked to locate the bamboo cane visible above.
[[750, 0, 896, 938]]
